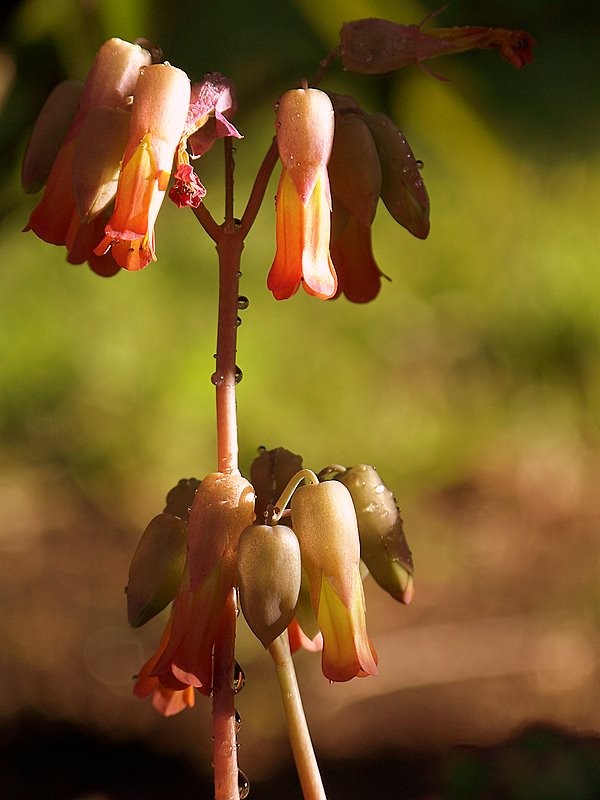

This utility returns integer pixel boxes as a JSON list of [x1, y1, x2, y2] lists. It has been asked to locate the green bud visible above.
[[237, 524, 301, 647], [126, 512, 187, 628], [336, 464, 414, 604], [364, 112, 430, 239]]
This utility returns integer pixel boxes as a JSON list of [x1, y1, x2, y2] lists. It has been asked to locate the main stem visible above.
[[211, 137, 244, 800]]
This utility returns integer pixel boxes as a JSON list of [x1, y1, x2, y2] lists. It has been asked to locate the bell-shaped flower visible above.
[[94, 63, 191, 270], [267, 88, 337, 300], [23, 37, 152, 275], [339, 17, 534, 75], [336, 464, 414, 605], [290, 480, 378, 681], [135, 473, 255, 706], [237, 523, 302, 647]]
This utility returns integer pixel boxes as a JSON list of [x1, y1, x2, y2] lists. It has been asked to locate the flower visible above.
[[133, 473, 255, 713], [94, 63, 191, 270], [267, 88, 337, 300], [290, 480, 378, 681], [23, 37, 152, 275]]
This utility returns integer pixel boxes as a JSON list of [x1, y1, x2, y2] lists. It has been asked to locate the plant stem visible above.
[[211, 137, 244, 800], [212, 587, 240, 800], [214, 226, 243, 475], [269, 632, 327, 800]]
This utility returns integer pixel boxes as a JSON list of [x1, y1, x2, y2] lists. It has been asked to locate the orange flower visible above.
[[267, 88, 337, 300], [23, 38, 152, 275], [133, 615, 196, 717], [133, 473, 255, 714], [290, 480, 378, 682], [95, 63, 191, 270]]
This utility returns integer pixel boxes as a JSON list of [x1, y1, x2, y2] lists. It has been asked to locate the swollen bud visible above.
[[126, 513, 188, 628], [237, 524, 302, 647], [365, 112, 430, 239], [336, 464, 414, 604]]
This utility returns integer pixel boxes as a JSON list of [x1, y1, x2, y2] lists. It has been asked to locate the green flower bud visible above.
[[364, 112, 430, 239], [336, 464, 414, 604], [237, 524, 301, 647], [126, 512, 187, 628]]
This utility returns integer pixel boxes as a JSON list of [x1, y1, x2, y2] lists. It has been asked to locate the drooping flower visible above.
[[23, 37, 152, 275], [94, 63, 191, 270], [267, 87, 337, 300], [133, 473, 255, 711], [290, 479, 378, 681], [325, 93, 386, 302]]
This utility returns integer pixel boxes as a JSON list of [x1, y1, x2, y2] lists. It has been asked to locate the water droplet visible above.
[[238, 769, 250, 799], [237, 295, 249, 309], [374, 484, 385, 494], [210, 372, 219, 385], [416, 159, 424, 169], [235, 366, 243, 384], [236, 316, 242, 327], [235, 708, 242, 732], [257, 445, 267, 452], [233, 661, 245, 692]]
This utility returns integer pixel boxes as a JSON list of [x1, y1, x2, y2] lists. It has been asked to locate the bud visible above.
[[250, 446, 304, 521], [163, 477, 201, 519], [275, 87, 335, 203], [327, 93, 381, 227], [126, 512, 188, 628], [291, 480, 377, 681], [237, 524, 302, 647], [336, 464, 414, 604], [365, 112, 430, 239]]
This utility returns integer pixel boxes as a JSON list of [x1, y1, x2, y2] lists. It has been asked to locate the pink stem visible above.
[[212, 588, 240, 800]]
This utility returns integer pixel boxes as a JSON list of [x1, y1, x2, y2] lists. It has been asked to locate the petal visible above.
[[317, 575, 378, 681], [330, 208, 385, 303], [300, 170, 337, 299], [267, 169, 304, 299]]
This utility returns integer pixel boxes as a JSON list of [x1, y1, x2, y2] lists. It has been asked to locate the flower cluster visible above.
[[127, 447, 413, 715], [22, 38, 241, 275]]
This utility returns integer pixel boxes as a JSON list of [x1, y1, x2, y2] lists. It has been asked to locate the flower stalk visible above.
[[269, 631, 327, 800]]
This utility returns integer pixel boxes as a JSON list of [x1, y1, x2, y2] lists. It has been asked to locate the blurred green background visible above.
[[1, 0, 600, 798]]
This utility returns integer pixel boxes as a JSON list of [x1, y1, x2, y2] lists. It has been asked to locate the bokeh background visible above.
[[1, 0, 600, 798]]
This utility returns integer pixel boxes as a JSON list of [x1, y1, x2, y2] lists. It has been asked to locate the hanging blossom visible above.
[[22, 39, 242, 275], [267, 87, 337, 300], [132, 473, 255, 715], [22, 37, 152, 276]]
